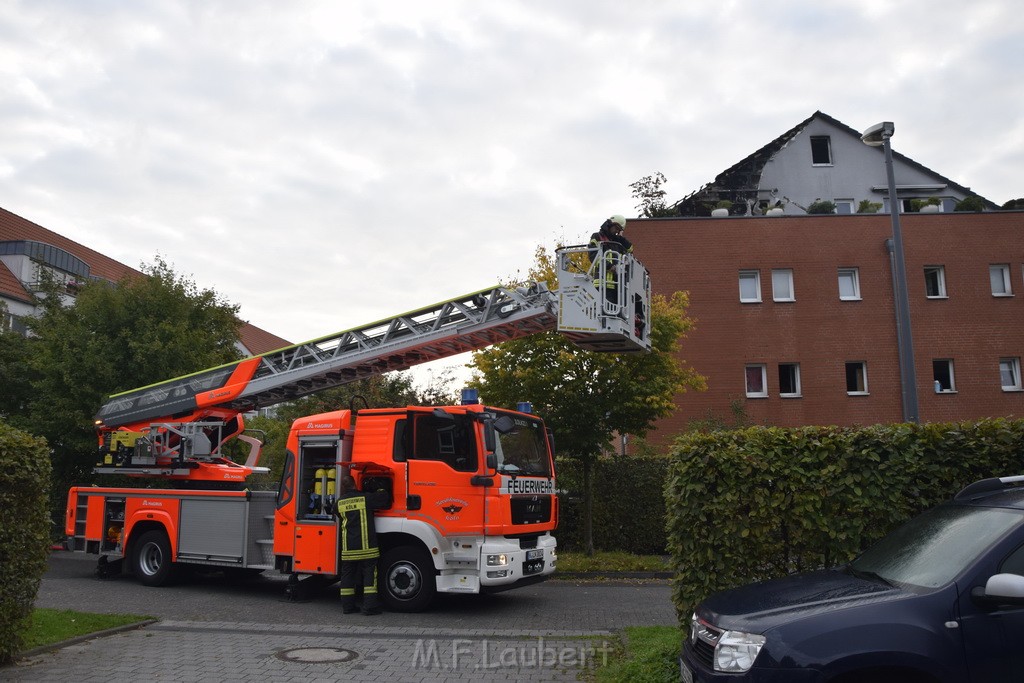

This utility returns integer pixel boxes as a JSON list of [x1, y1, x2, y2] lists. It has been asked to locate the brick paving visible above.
[[5, 621, 622, 682]]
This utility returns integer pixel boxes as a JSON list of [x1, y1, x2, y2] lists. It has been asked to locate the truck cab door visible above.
[[400, 410, 486, 536]]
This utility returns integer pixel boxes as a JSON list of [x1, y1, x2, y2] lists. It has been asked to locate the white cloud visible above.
[[1, 0, 1022, 388]]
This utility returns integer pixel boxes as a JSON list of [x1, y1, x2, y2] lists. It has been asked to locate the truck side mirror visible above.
[[486, 452, 497, 471]]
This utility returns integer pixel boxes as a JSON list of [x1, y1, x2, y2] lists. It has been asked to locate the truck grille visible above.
[[510, 495, 552, 524]]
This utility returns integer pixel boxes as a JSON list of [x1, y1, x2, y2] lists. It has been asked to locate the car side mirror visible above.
[[972, 573, 1024, 606]]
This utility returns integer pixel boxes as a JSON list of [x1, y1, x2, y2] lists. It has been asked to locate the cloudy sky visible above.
[[2, 1, 1022, 387]]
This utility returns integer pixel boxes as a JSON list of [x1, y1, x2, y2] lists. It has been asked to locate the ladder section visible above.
[[95, 284, 559, 429]]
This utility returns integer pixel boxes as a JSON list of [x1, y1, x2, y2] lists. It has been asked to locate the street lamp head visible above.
[[861, 121, 895, 147]]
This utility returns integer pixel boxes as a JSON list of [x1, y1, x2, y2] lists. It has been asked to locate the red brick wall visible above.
[[629, 212, 1024, 447]]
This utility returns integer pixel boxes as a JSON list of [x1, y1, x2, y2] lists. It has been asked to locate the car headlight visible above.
[[486, 554, 509, 566], [715, 630, 766, 672]]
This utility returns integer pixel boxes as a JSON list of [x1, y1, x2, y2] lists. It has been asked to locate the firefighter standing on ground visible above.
[[589, 215, 633, 306], [336, 474, 387, 615]]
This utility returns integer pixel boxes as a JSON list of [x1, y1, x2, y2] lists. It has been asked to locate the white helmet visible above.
[[604, 215, 627, 231]]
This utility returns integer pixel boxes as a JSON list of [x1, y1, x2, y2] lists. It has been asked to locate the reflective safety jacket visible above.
[[336, 490, 388, 561], [588, 229, 634, 289]]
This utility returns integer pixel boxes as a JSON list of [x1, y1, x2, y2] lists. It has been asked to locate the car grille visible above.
[[693, 637, 715, 669], [691, 616, 722, 670]]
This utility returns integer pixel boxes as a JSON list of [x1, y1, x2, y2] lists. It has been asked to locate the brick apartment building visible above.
[[628, 211, 1024, 446]]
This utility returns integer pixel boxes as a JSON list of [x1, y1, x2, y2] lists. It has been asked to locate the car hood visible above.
[[700, 568, 906, 634]]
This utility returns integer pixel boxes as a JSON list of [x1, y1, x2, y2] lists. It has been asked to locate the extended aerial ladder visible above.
[[92, 246, 650, 482]]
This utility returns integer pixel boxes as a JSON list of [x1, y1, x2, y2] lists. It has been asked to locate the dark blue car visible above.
[[681, 476, 1024, 682]]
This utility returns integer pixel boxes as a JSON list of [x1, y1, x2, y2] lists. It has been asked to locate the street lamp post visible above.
[[861, 121, 919, 424]]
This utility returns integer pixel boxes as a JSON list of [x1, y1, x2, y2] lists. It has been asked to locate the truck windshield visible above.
[[492, 413, 551, 478], [849, 504, 1022, 588]]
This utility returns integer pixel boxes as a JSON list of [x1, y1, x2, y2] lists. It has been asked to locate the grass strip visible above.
[[592, 625, 681, 683], [22, 608, 153, 651]]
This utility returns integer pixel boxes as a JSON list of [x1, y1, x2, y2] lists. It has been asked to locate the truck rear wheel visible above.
[[132, 529, 175, 587], [380, 545, 436, 612]]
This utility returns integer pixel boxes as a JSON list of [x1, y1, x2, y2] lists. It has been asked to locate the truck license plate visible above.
[[526, 549, 544, 560], [680, 661, 694, 683]]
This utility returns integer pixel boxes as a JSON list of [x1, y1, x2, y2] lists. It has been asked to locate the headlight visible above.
[[691, 612, 766, 674], [715, 630, 766, 673], [486, 554, 509, 566]]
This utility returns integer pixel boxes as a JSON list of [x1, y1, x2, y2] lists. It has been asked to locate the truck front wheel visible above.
[[132, 529, 175, 587], [380, 546, 436, 612]]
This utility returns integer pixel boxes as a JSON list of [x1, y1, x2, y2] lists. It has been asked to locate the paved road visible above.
[[3, 552, 679, 682]]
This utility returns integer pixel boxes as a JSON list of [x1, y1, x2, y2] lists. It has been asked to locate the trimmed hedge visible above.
[[0, 421, 51, 664], [556, 456, 669, 554], [665, 419, 1024, 623]]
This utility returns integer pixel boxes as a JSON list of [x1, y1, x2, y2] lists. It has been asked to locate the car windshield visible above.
[[850, 504, 1022, 588], [492, 413, 551, 477]]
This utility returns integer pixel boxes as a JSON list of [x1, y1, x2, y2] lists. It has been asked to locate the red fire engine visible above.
[[65, 246, 650, 611]]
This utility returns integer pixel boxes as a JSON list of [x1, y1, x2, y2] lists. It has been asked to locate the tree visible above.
[[468, 245, 705, 553], [630, 172, 676, 218], [954, 196, 986, 212], [0, 318, 35, 426], [1001, 198, 1024, 210], [274, 373, 424, 426], [23, 257, 243, 509]]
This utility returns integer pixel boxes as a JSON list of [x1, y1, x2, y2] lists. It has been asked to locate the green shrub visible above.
[[806, 200, 836, 214], [0, 421, 52, 663], [665, 419, 1024, 624], [856, 200, 882, 214], [557, 456, 669, 555], [954, 195, 986, 212]]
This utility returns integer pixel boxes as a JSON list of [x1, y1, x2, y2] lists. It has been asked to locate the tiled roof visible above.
[[0, 259, 32, 304], [0, 206, 291, 355], [672, 111, 998, 213]]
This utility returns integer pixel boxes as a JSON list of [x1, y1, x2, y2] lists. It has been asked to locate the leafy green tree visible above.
[[630, 172, 676, 218], [468, 245, 705, 554], [24, 257, 243, 512], [1001, 198, 1024, 210], [954, 195, 986, 212], [0, 319, 35, 426], [274, 373, 423, 426]]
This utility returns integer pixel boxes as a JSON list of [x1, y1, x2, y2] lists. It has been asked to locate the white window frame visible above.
[[739, 270, 761, 303], [779, 363, 802, 398], [835, 199, 854, 215], [838, 268, 861, 301], [772, 269, 795, 302], [924, 266, 947, 299], [845, 361, 869, 395], [932, 359, 956, 393], [745, 364, 768, 398], [1001, 358, 1023, 392], [990, 264, 1013, 297]]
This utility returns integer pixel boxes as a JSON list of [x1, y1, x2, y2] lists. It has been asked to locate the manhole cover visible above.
[[277, 647, 359, 663]]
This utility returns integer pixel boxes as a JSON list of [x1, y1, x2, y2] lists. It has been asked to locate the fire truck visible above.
[[64, 245, 650, 611]]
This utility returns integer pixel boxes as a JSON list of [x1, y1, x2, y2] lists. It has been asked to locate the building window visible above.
[[745, 364, 767, 398], [924, 266, 947, 298], [810, 136, 832, 165], [835, 199, 854, 215], [838, 268, 861, 300], [739, 270, 761, 303], [1001, 358, 1023, 392], [779, 363, 801, 397], [845, 361, 868, 394], [772, 269, 795, 302], [933, 359, 956, 393], [990, 264, 1013, 296]]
